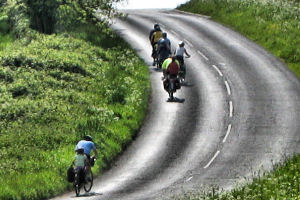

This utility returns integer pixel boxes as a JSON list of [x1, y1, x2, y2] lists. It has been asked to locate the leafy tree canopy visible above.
[[3, 0, 125, 35]]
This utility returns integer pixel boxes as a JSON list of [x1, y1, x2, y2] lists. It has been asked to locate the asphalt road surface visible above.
[[51, 9, 300, 200]]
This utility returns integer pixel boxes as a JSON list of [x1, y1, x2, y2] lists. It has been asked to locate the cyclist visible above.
[[174, 41, 191, 81], [150, 24, 163, 65], [158, 32, 171, 54], [161, 56, 179, 79], [166, 56, 180, 77], [162, 56, 180, 96], [157, 32, 171, 67], [174, 41, 191, 66], [149, 23, 159, 44], [73, 148, 89, 183], [75, 135, 98, 181]]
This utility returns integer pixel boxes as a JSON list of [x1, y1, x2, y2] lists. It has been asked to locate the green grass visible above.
[[178, 0, 300, 77], [0, 26, 150, 200], [0, 12, 14, 50], [177, 0, 300, 199], [175, 156, 300, 200]]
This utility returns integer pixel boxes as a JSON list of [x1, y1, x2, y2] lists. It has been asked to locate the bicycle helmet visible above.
[[154, 23, 159, 29], [76, 148, 84, 154], [83, 135, 93, 141], [179, 41, 184, 47], [162, 32, 167, 38]]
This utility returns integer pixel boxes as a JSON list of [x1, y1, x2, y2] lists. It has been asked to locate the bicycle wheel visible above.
[[74, 173, 80, 197], [84, 170, 93, 192]]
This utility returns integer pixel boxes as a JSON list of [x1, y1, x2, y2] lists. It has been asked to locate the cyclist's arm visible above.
[[184, 49, 191, 57]]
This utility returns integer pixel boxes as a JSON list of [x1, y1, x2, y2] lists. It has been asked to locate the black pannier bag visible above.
[[67, 165, 75, 182]]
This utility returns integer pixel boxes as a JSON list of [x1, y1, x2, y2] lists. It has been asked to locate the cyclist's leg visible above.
[[84, 154, 92, 181]]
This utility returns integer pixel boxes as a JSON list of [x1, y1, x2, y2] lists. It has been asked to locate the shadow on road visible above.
[[180, 81, 193, 87], [167, 97, 185, 103], [71, 192, 102, 198], [152, 67, 162, 72]]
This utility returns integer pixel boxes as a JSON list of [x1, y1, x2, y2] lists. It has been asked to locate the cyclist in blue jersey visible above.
[[75, 135, 98, 181]]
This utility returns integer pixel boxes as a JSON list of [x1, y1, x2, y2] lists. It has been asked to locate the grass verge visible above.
[[0, 17, 150, 200]]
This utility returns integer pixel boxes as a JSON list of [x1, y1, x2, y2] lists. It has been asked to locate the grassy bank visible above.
[[0, 12, 13, 50], [0, 12, 150, 200], [179, 0, 300, 77], [175, 156, 300, 200], [178, 0, 300, 199]]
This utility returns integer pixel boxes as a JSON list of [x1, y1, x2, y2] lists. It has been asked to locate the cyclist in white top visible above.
[[174, 41, 191, 66]]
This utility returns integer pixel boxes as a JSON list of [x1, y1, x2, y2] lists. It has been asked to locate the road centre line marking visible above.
[[185, 176, 193, 182], [225, 80, 231, 96], [222, 124, 232, 143], [204, 150, 220, 169], [184, 39, 194, 48], [197, 50, 209, 61], [160, 23, 166, 28], [229, 101, 233, 118], [170, 29, 177, 36], [212, 65, 223, 77]]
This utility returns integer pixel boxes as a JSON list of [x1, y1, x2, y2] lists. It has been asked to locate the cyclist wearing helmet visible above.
[[157, 32, 171, 67], [150, 24, 163, 65], [174, 41, 191, 81], [158, 32, 171, 54], [74, 148, 88, 170], [149, 23, 160, 43], [75, 135, 98, 160], [75, 135, 98, 180], [162, 56, 180, 79], [150, 24, 163, 47], [174, 41, 190, 66]]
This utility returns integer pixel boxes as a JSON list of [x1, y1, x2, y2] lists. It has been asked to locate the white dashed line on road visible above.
[[222, 124, 232, 143], [229, 101, 233, 118], [212, 65, 223, 77], [185, 176, 193, 182], [170, 29, 178, 36], [184, 39, 194, 48], [204, 150, 220, 169], [197, 50, 209, 61], [225, 80, 231, 96]]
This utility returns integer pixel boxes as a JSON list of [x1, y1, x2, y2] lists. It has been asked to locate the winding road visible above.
[[52, 9, 300, 200]]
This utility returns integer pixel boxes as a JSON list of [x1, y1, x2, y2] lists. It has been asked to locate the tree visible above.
[[23, 0, 60, 34], [17, 0, 124, 34]]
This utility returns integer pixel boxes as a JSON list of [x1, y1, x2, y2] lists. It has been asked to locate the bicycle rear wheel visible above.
[[74, 174, 81, 197], [84, 170, 93, 192]]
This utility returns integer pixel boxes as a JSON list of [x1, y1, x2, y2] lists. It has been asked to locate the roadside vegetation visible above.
[[178, 0, 300, 199], [0, 0, 150, 199], [175, 156, 300, 200], [179, 0, 300, 77]]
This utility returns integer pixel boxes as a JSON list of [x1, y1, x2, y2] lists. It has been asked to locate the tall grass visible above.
[[0, 27, 150, 200], [177, 0, 300, 199], [174, 156, 300, 200]]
